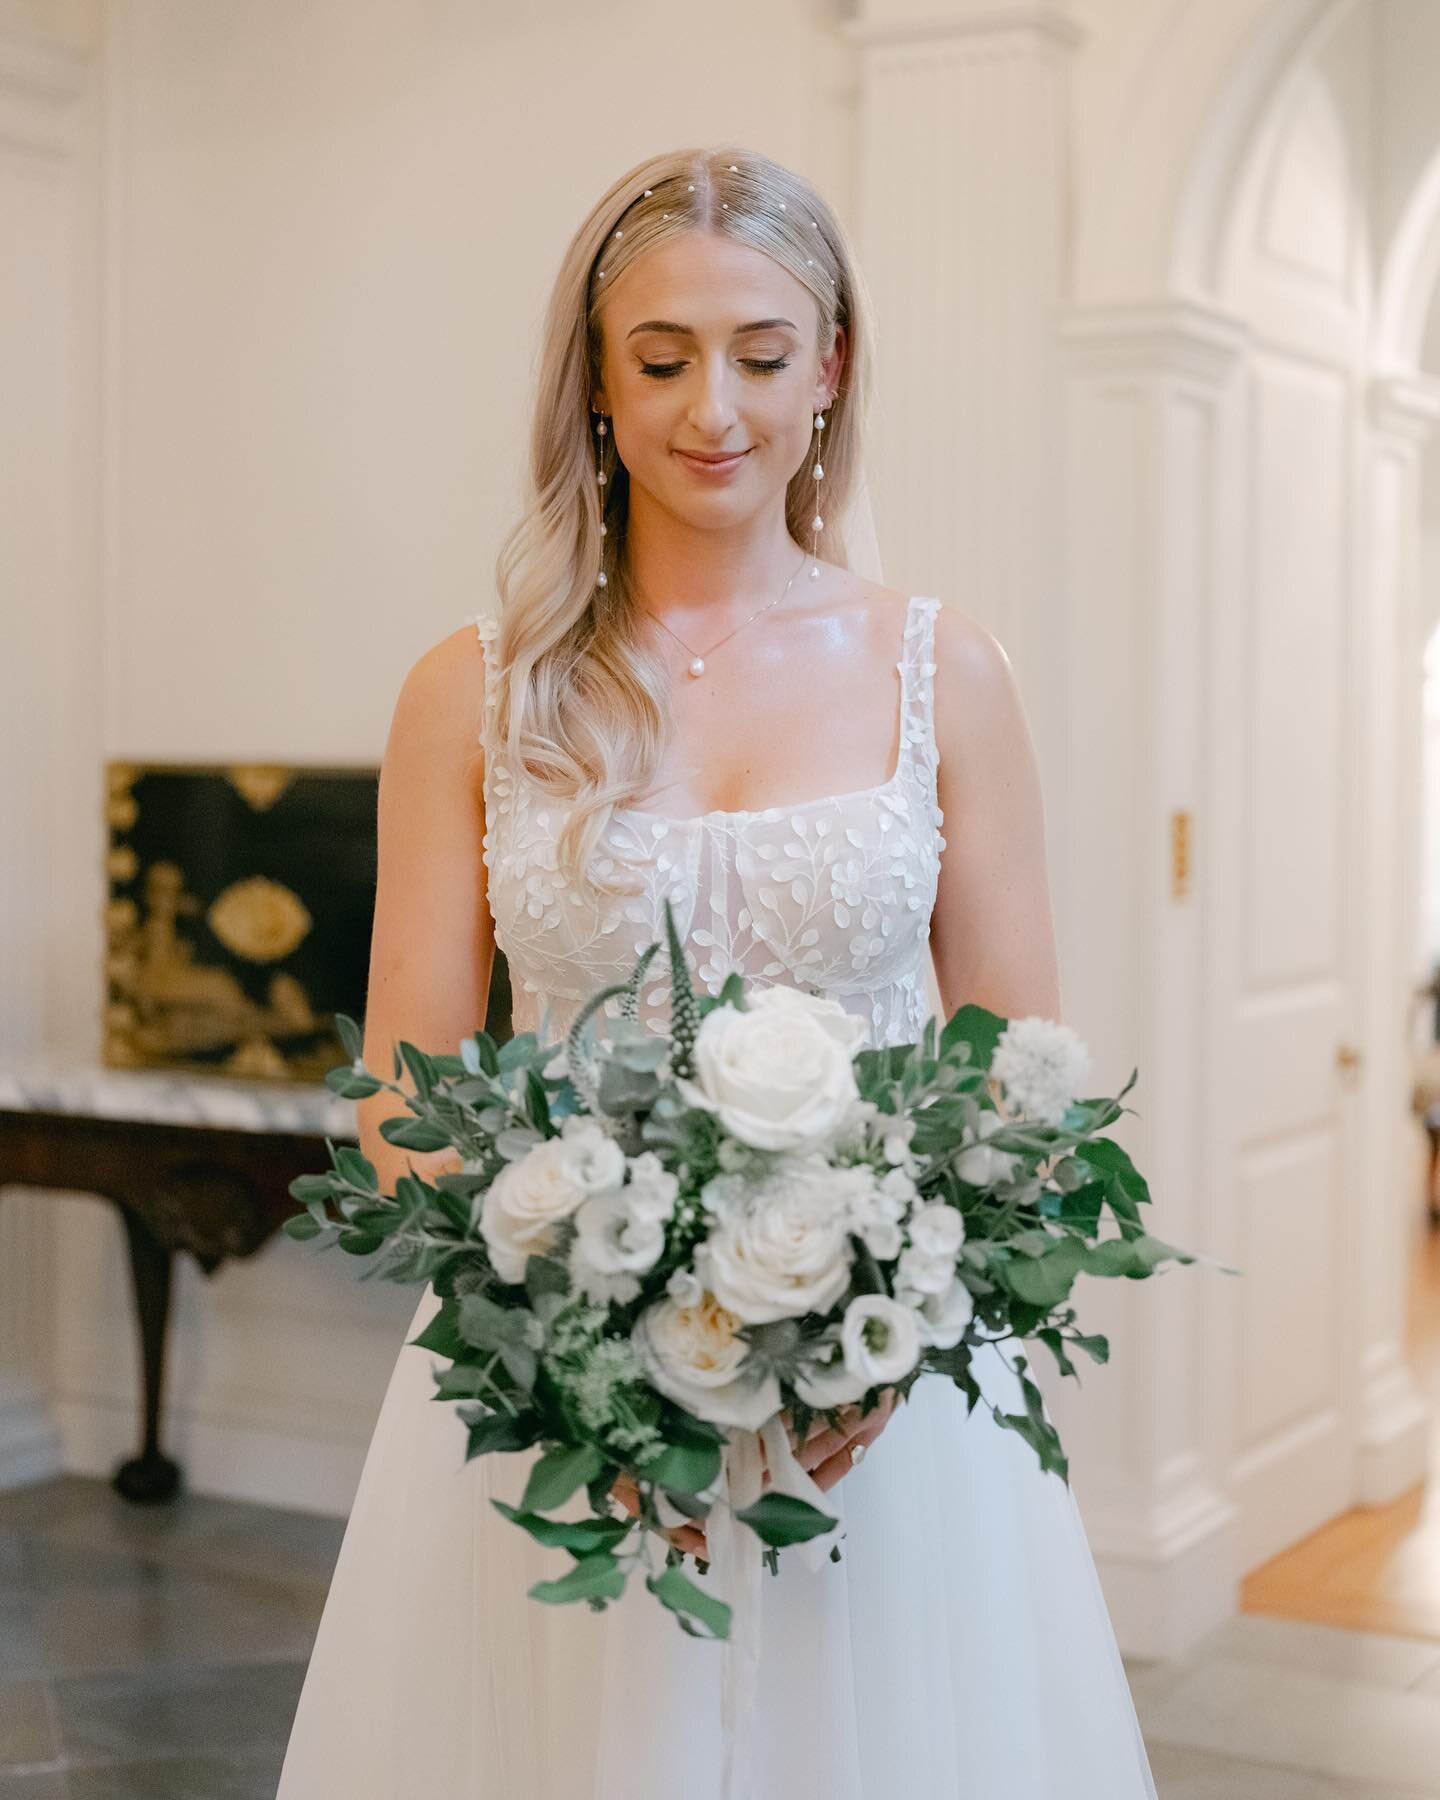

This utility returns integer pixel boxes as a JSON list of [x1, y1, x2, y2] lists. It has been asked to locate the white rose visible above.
[[956, 1110, 1022, 1186], [695, 1153, 854, 1324], [555, 1113, 627, 1195], [841, 1293, 922, 1385], [674, 985, 866, 1152], [623, 1150, 680, 1224], [480, 1139, 589, 1283], [632, 1292, 780, 1430], [908, 1276, 975, 1349]]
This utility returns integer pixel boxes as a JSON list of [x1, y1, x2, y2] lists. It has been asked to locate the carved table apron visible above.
[[0, 1058, 357, 1503]]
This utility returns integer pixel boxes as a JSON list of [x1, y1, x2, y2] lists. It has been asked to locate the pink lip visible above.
[[674, 448, 750, 474]]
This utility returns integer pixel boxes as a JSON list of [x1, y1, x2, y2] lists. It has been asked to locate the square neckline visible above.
[[610, 593, 928, 831]]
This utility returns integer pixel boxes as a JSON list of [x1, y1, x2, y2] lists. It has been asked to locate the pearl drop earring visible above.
[[809, 408, 827, 579], [594, 410, 610, 587]]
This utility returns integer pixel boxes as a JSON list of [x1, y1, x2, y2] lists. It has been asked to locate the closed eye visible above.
[[640, 358, 791, 379]]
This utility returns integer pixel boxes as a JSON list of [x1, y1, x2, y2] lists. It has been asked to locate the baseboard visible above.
[[52, 1393, 368, 1518], [1356, 1344, 1433, 1505], [1085, 1475, 1241, 1661], [0, 1375, 63, 1490]]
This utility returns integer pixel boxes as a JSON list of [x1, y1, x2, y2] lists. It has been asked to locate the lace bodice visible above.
[[466, 594, 947, 1052]]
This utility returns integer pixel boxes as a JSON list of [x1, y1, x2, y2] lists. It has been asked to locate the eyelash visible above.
[[639, 357, 791, 380]]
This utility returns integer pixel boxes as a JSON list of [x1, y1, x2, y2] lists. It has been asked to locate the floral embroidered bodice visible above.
[[466, 594, 946, 1053]]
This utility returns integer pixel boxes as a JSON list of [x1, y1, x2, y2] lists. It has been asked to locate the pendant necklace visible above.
[[639, 551, 806, 679]]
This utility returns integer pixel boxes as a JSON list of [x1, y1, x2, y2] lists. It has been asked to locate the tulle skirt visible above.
[[276, 1286, 1158, 1799]]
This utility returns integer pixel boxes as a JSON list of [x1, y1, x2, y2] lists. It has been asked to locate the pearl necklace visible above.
[[639, 552, 806, 678]]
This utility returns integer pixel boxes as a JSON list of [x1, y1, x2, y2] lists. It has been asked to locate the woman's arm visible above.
[[928, 603, 1063, 1026], [356, 624, 496, 1192]]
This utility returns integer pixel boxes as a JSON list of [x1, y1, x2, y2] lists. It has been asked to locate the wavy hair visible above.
[[489, 145, 876, 897]]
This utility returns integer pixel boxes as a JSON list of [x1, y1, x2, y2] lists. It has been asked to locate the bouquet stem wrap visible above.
[[710, 1419, 845, 1800]]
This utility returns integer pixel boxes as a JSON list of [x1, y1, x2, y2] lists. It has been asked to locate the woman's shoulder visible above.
[[386, 619, 490, 759]]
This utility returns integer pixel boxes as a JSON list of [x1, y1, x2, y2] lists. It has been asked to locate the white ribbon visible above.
[[703, 1417, 846, 1800]]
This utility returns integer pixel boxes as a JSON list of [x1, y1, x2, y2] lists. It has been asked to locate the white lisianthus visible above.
[[907, 1276, 975, 1349], [555, 1112, 627, 1195], [896, 1243, 956, 1297], [569, 1191, 666, 1306], [632, 1292, 780, 1430], [955, 1110, 1023, 1186], [989, 1018, 1091, 1128], [841, 1293, 922, 1385], [908, 1201, 965, 1260], [695, 1152, 854, 1324], [844, 1165, 909, 1261], [480, 1139, 590, 1283], [793, 1333, 871, 1408], [674, 985, 867, 1153], [623, 1150, 680, 1224]]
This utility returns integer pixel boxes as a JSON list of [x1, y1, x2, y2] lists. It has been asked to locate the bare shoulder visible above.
[[927, 599, 1039, 792], [387, 620, 489, 757]]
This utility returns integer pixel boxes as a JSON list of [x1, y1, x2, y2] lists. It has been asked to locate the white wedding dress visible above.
[[276, 595, 1159, 1799]]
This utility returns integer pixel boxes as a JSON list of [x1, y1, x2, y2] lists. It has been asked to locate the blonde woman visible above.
[[277, 147, 1158, 1799]]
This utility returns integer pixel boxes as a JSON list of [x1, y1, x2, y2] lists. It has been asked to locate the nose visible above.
[[685, 352, 742, 440]]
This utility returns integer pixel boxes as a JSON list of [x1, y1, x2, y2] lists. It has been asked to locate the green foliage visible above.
[[646, 1563, 731, 1639], [734, 1493, 838, 1547]]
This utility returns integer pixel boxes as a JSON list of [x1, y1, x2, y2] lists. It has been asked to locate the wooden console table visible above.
[[0, 1055, 357, 1504]]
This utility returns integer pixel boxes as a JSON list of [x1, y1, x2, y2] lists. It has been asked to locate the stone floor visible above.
[[3, 1473, 1440, 1796]]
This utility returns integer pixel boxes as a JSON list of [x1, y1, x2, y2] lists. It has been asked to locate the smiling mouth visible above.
[[674, 448, 751, 466]]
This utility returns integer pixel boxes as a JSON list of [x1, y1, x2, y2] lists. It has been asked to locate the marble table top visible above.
[[0, 1050, 357, 1139]]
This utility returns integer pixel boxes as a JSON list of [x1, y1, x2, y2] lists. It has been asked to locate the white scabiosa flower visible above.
[[989, 1017, 1091, 1127]]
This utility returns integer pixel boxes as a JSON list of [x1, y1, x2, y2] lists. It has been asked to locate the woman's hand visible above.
[[610, 1472, 708, 1559], [783, 1389, 900, 1493]]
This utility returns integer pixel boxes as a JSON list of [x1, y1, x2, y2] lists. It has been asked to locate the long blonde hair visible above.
[[489, 146, 876, 896]]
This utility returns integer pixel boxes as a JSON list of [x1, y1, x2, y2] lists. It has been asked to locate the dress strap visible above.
[[899, 596, 942, 786], [464, 610, 503, 754]]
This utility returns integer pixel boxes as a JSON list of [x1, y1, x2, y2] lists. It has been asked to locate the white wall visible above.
[[52, 0, 868, 1516]]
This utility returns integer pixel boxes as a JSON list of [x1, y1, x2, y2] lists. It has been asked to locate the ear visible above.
[[815, 322, 847, 411]]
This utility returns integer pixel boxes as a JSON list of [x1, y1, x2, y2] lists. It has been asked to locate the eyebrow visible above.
[[625, 317, 798, 339]]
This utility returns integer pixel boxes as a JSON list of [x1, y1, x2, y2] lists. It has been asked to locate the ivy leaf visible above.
[[1001, 1234, 1086, 1307], [492, 1501, 632, 1555], [529, 1551, 627, 1607], [640, 1439, 721, 1496], [521, 1443, 607, 1514], [465, 1410, 541, 1459], [734, 1493, 837, 1547], [409, 1299, 465, 1361], [646, 1563, 732, 1639]]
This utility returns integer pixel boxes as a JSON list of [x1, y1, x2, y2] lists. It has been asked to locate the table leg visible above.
[[113, 1202, 182, 1503]]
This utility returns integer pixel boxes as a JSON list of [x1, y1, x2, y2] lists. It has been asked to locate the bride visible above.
[[276, 145, 1158, 1798]]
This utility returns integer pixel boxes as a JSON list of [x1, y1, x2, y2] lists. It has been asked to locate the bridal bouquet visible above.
[[286, 900, 1205, 1641]]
